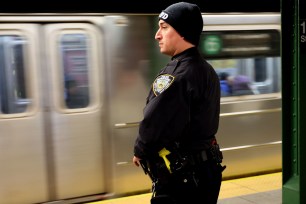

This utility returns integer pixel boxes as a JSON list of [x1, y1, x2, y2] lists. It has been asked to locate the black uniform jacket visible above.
[[134, 47, 220, 160]]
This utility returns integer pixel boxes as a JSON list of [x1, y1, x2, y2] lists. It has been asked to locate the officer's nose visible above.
[[155, 29, 161, 41]]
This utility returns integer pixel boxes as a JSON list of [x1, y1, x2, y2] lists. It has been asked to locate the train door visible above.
[[0, 21, 107, 204], [42, 23, 106, 200], [0, 24, 49, 203]]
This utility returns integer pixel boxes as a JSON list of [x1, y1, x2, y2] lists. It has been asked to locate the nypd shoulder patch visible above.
[[152, 74, 175, 96]]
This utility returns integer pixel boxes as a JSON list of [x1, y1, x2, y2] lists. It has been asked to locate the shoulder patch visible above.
[[152, 74, 175, 96]]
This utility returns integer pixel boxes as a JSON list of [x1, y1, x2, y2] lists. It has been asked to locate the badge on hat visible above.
[[159, 11, 169, 20], [152, 74, 175, 96]]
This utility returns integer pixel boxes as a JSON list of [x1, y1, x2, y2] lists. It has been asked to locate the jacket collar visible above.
[[171, 47, 199, 61]]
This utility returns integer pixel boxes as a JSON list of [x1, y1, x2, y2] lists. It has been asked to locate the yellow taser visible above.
[[158, 147, 172, 173]]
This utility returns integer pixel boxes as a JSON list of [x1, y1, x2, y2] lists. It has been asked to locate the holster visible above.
[[208, 141, 223, 164], [145, 156, 172, 185]]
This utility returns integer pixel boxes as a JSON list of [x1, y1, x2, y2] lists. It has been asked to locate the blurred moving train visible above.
[[0, 12, 281, 203]]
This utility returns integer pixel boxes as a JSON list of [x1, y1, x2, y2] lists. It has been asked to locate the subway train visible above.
[[0, 12, 281, 204]]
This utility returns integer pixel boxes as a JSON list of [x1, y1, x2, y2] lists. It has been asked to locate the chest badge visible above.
[[152, 74, 175, 96]]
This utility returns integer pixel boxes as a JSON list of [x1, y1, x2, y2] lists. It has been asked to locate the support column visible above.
[[282, 0, 306, 203]]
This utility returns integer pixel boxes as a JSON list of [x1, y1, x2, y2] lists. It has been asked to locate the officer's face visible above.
[[155, 20, 182, 56]]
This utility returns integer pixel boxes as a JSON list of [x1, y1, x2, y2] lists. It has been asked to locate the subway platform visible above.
[[87, 172, 282, 204]]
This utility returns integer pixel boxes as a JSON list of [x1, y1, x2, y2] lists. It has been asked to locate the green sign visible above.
[[202, 35, 222, 55]]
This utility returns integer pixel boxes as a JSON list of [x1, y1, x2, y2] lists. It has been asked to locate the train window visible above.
[[0, 35, 30, 114], [200, 30, 281, 97], [59, 33, 90, 109]]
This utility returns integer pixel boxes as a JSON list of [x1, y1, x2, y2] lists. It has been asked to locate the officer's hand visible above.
[[133, 156, 141, 167]]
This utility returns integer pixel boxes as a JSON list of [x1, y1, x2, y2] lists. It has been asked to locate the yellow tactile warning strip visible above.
[[219, 172, 281, 199], [88, 172, 282, 204]]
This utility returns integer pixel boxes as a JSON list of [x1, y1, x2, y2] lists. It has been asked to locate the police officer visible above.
[[133, 2, 225, 204]]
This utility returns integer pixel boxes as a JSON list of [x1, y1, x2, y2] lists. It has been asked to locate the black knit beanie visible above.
[[159, 2, 203, 46]]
